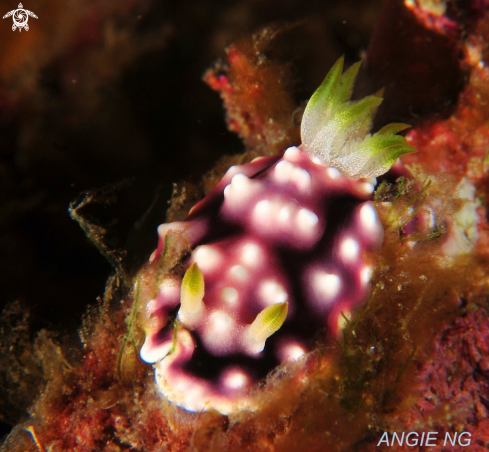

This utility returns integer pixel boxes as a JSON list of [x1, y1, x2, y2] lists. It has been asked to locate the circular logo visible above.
[[13, 8, 27, 28]]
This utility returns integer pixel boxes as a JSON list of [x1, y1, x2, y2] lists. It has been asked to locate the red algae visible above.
[[203, 27, 300, 158]]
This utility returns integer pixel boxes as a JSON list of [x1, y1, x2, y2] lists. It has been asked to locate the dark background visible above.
[[0, 0, 384, 333]]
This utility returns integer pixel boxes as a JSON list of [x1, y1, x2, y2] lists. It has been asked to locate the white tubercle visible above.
[[283, 146, 301, 162], [220, 367, 251, 391], [258, 280, 288, 306], [359, 202, 379, 231], [254, 199, 271, 218], [252, 198, 293, 234], [326, 167, 341, 179], [296, 208, 319, 234], [358, 182, 375, 195], [360, 266, 373, 286], [311, 270, 341, 304], [192, 245, 222, 273], [356, 201, 384, 245], [223, 173, 259, 215], [277, 340, 307, 363], [224, 173, 252, 199], [339, 237, 359, 262], [274, 160, 312, 193], [240, 242, 263, 266]]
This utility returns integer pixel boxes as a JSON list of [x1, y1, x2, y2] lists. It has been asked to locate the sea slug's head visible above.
[[138, 58, 416, 414]]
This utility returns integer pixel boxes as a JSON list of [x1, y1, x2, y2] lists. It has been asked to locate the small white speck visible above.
[[340, 238, 359, 262]]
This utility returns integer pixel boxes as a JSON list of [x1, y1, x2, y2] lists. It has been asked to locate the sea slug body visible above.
[[138, 57, 417, 414]]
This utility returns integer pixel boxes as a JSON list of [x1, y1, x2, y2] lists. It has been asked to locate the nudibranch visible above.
[[138, 57, 417, 414]]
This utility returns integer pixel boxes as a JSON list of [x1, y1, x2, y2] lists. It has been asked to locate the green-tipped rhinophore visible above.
[[301, 56, 417, 178], [178, 262, 205, 327], [245, 302, 288, 354]]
